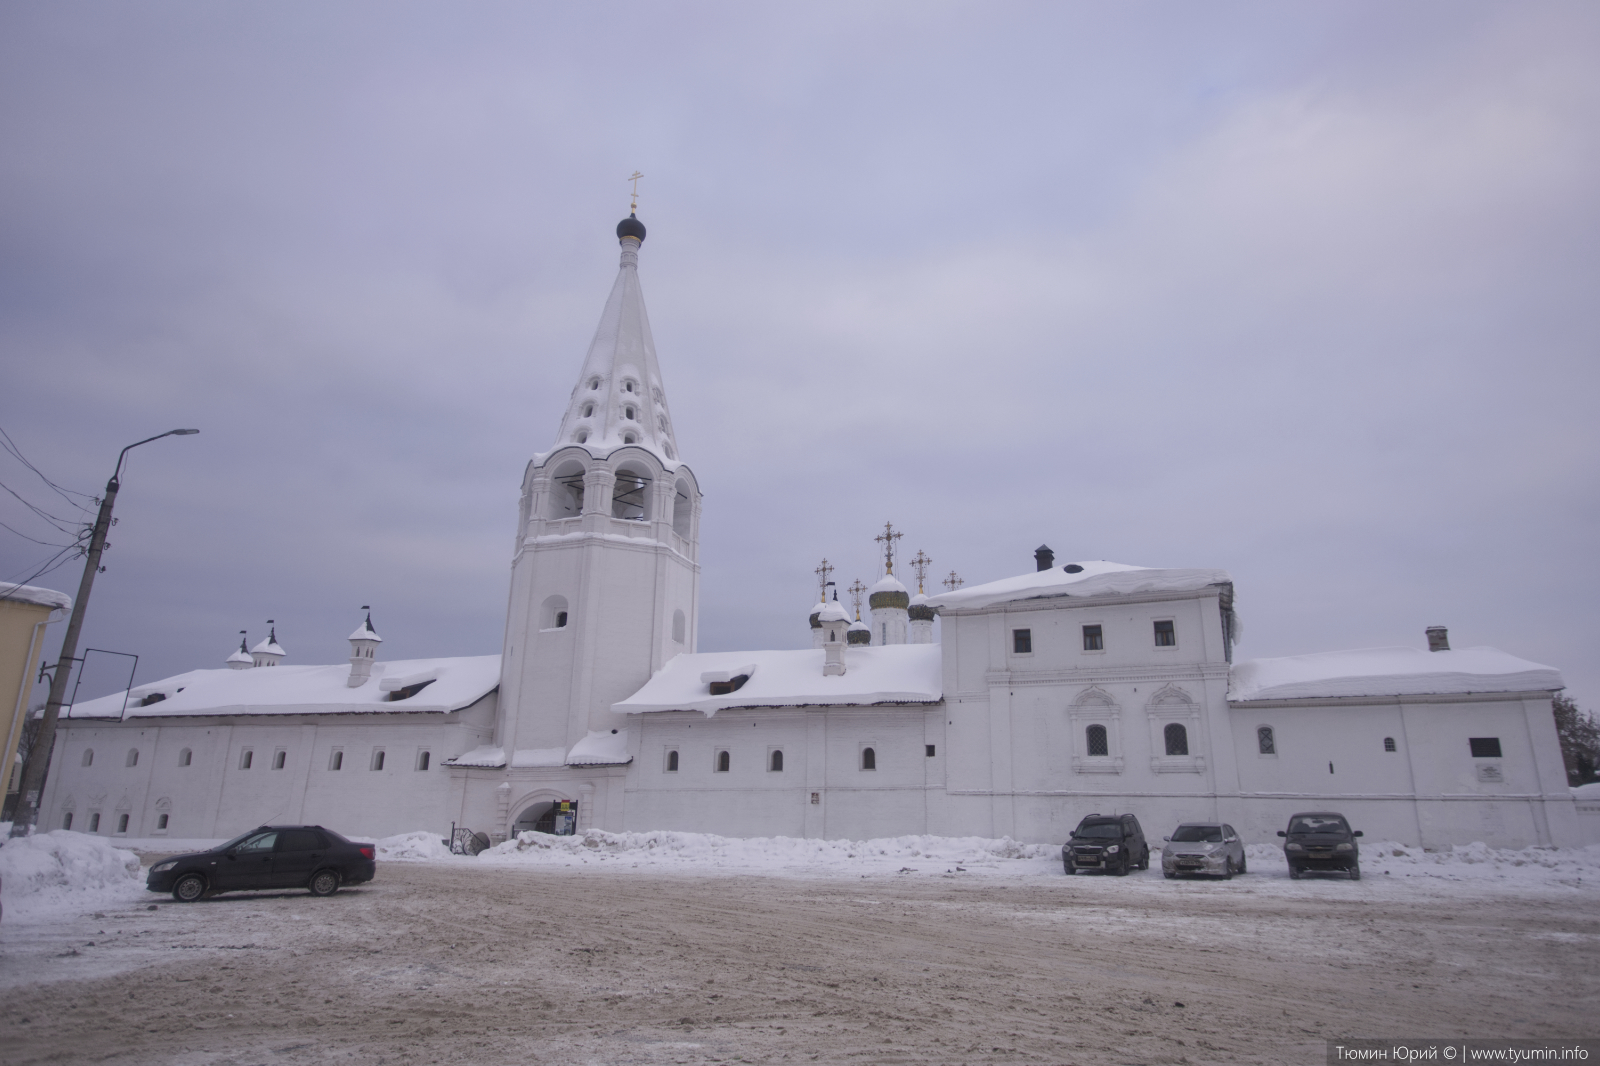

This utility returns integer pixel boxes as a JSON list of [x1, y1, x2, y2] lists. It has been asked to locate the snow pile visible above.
[[0, 830, 144, 922], [481, 829, 1055, 872], [1237, 840, 1600, 885], [374, 831, 459, 863]]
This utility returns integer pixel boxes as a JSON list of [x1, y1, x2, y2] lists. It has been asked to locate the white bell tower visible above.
[[495, 212, 702, 758]]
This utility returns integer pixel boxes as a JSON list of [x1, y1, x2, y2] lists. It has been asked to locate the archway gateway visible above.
[[512, 799, 578, 836]]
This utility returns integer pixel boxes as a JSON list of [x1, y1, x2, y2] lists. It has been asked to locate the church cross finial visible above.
[[813, 557, 835, 603], [874, 521, 903, 575], [848, 578, 867, 621], [942, 570, 964, 592], [628, 171, 644, 212], [909, 550, 932, 594]]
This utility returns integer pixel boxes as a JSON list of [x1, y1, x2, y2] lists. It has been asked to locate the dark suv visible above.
[[146, 825, 376, 901], [1062, 813, 1149, 875], [1277, 812, 1363, 880]]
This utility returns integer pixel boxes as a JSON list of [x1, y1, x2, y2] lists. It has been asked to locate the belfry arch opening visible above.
[[612, 464, 652, 520], [547, 461, 586, 518], [512, 799, 577, 836], [672, 479, 692, 538]]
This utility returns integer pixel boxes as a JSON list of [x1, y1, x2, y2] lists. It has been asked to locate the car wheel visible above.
[[1349, 862, 1361, 881], [1288, 865, 1301, 880], [172, 873, 207, 903], [1115, 855, 1130, 877], [1163, 870, 1175, 880], [1223, 857, 1234, 880], [308, 869, 341, 897], [1239, 854, 1247, 875], [1063, 860, 1073, 875], [1138, 848, 1150, 871]]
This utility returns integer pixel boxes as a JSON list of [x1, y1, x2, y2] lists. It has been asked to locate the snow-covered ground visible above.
[[0, 830, 145, 924]]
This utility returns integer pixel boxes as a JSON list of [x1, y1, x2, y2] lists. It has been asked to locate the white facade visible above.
[[37, 213, 1596, 850]]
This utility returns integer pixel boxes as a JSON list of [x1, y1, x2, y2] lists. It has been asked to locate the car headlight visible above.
[[1335, 842, 1354, 852], [1285, 842, 1304, 852], [1105, 844, 1120, 855], [150, 860, 178, 874]]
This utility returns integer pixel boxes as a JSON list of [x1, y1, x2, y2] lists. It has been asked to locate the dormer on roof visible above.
[[348, 608, 383, 688], [250, 624, 285, 667], [225, 633, 253, 670]]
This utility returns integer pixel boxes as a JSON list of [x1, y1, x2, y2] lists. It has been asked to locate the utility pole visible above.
[[8, 429, 198, 837]]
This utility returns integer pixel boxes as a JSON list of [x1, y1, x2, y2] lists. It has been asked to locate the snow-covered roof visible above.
[[817, 600, 849, 624], [926, 561, 1232, 612], [348, 615, 382, 642], [614, 645, 942, 716], [870, 574, 908, 594], [567, 729, 631, 765], [225, 646, 252, 666], [0, 583, 71, 611], [250, 635, 286, 656], [1228, 646, 1563, 702], [64, 655, 501, 719], [443, 730, 632, 769]]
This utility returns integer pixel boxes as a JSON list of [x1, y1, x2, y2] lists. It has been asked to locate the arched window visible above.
[[542, 595, 570, 631], [239, 749, 254, 770], [624, 380, 635, 393], [1163, 723, 1189, 757], [861, 747, 876, 771], [371, 750, 385, 771], [588, 377, 601, 390], [575, 429, 588, 444], [547, 461, 587, 518], [89, 812, 101, 832], [624, 405, 635, 420], [666, 749, 679, 772], [672, 479, 692, 538], [82, 748, 94, 767], [716, 750, 730, 772], [178, 748, 192, 766], [272, 750, 287, 770], [611, 465, 652, 520], [1384, 736, 1397, 752], [1085, 725, 1108, 757], [582, 403, 594, 418], [62, 812, 73, 830], [770, 749, 783, 772], [116, 813, 129, 833], [417, 751, 430, 771], [329, 750, 344, 771], [623, 432, 637, 445], [126, 748, 139, 768], [1257, 726, 1276, 755], [672, 609, 686, 644]]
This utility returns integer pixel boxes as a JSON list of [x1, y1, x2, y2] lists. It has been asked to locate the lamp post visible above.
[[8, 429, 199, 837]]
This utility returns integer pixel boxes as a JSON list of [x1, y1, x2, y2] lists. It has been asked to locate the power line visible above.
[[0, 424, 95, 513], [0, 476, 83, 536], [0, 518, 76, 548]]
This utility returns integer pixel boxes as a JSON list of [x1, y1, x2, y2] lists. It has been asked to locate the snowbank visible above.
[[0, 830, 144, 923], [374, 831, 459, 863], [1234, 840, 1600, 885], [481, 829, 1054, 872]]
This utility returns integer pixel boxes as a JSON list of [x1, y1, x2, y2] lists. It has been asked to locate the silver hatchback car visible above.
[[1161, 823, 1246, 879]]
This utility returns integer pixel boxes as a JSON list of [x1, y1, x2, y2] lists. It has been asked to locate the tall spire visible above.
[[549, 212, 682, 466]]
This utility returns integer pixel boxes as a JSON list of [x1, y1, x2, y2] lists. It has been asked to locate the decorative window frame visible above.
[[1145, 684, 1206, 773], [1068, 686, 1124, 774]]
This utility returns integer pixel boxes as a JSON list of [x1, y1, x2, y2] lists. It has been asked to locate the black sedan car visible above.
[[146, 825, 375, 902], [1277, 811, 1363, 880]]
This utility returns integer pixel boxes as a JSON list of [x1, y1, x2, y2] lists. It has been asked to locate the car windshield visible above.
[[1289, 816, 1348, 835], [1075, 822, 1123, 839], [1171, 826, 1223, 843]]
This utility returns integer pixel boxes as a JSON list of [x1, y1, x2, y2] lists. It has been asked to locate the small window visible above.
[[624, 381, 635, 393], [582, 403, 594, 417], [1082, 624, 1103, 651], [926, 744, 936, 757], [1469, 737, 1502, 758], [666, 749, 679, 772], [417, 751, 431, 771], [1154, 620, 1176, 647], [1086, 724, 1109, 757], [1012, 629, 1032, 654], [1384, 736, 1397, 752], [588, 377, 600, 390], [715, 750, 730, 772], [1164, 723, 1189, 756], [624, 406, 635, 420], [116, 813, 129, 834], [62, 812, 73, 830], [82, 748, 94, 767], [1257, 726, 1275, 755], [89, 812, 101, 832], [371, 750, 386, 771], [178, 748, 192, 767], [157, 814, 169, 830], [555, 611, 568, 628], [329, 750, 344, 771], [126, 748, 139, 767], [239, 749, 253, 770], [769, 749, 784, 772], [575, 429, 588, 444], [623, 433, 637, 445], [861, 747, 876, 771], [272, 750, 287, 770]]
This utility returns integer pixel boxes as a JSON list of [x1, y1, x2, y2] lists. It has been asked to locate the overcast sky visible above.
[[2, 3, 1597, 713]]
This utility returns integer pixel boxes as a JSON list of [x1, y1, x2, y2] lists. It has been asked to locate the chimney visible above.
[[1426, 626, 1449, 652], [347, 608, 383, 687], [1034, 544, 1054, 572]]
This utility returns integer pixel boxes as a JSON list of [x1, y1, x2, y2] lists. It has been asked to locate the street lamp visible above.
[[8, 428, 199, 837]]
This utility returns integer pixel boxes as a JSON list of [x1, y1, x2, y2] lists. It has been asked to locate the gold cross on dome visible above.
[[874, 521, 903, 575], [942, 570, 964, 592], [909, 550, 932, 594], [814, 557, 835, 602], [628, 171, 644, 211], [848, 578, 867, 621]]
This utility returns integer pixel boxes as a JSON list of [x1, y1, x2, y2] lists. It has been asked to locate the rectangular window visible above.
[[157, 814, 169, 831], [1012, 628, 1032, 654], [1082, 624, 1103, 651], [925, 744, 936, 757], [1469, 737, 1502, 758], [1154, 620, 1176, 647], [62, 812, 73, 830]]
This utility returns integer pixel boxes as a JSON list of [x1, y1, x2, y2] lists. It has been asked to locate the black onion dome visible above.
[[616, 213, 647, 242]]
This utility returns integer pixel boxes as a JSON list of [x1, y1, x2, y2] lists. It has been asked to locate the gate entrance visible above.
[[512, 799, 578, 836]]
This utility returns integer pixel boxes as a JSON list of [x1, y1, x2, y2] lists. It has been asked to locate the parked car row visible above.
[[1061, 811, 1363, 881], [146, 824, 376, 901]]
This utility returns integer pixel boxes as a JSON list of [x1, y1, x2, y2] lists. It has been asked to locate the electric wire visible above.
[[0, 424, 95, 512], [0, 477, 83, 536]]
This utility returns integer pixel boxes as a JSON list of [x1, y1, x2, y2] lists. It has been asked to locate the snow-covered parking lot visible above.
[[3, 829, 1597, 1065]]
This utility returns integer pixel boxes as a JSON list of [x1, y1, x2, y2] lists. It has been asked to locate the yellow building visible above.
[[1, 584, 70, 803]]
